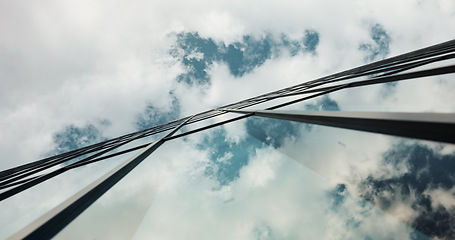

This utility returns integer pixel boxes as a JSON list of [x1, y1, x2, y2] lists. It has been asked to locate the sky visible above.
[[1, 0, 455, 239]]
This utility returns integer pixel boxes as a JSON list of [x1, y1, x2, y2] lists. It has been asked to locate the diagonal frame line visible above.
[[10, 116, 194, 240], [222, 109, 455, 144]]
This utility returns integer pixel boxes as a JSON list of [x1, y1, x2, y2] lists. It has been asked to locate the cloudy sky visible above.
[[1, 0, 455, 239]]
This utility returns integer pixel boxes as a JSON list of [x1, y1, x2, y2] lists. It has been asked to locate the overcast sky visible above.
[[1, 0, 455, 239]]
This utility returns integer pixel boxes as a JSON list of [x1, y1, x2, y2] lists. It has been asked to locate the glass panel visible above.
[[274, 73, 455, 113], [55, 116, 454, 239], [0, 146, 143, 239]]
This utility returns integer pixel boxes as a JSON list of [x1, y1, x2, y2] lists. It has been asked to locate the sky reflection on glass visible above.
[[53, 112, 455, 239], [1, 1, 455, 239]]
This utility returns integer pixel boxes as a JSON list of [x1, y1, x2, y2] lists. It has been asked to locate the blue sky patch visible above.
[[305, 95, 340, 111], [170, 30, 320, 85], [136, 93, 180, 130], [198, 128, 264, 186], [245, 96, 339, 149], [246, 117, 301, 149], [359, 24, 391, 62], [171, 32, 219, 85], [52, 124, 105, 154], [48, 122, 108, 164], [222, 34, 274, 77], [358, 24, 395, 96]]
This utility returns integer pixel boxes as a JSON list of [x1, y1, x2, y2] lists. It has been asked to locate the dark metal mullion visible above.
[[1, 139, 157, 190], [215, 49, 397, 108], [0, 175, 42, 190], [224, 109, 455, 144], [2, 38, 451, 190], [226, 99, 264, 110], [355, 44, 455, 74], [229, 91, 296, 108], [2, 38, 455, 196], [0, 119, 178, 181], [0, 143, 155, 190], [306, 40, 455, 86], [301, 64, 455, 95], [30, 114, 229, 173], [373, 53, 455, 77], [11, 56, 454, 182], [214, 97, 269, 112], [3, 131, 156, 191], [0, 145, 113, 189], [232, 39, 455, 106], [0, 143, 116, 184], [65, 142, 153, 170], [0, 127, 164, 200], [252, 58, 398, 103], [318, 39, 455, 87], [213, 74, 324, 110], [0, 143, 107, 179], [166, 114, 253, 141], [303, 47, 455, 91], [0, 115, 188, 179], [0, 118, 187, 185], [262, 64, 455, 101], [167, 85, 348, 141], [229, 97, 283, 110], [316, 51, 455, 87], [63, 129, 161, 169], [341, 40, 455, 74], [341, 47, 455, 81], [188, 111, 224, 123], [13, 115, 194, 240], [0, 130, 150, 185], [0, 130, 148, 179]]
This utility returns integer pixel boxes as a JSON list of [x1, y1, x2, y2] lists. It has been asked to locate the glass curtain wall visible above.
[[2, 39, 455, 239]]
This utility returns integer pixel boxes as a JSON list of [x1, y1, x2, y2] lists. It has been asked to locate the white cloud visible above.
[[425, 187, 455, 209], [1, 0, 455, 238], [0, 151, 130, 239], [51, 138, 415, 239], [2, 0, 455, 165]]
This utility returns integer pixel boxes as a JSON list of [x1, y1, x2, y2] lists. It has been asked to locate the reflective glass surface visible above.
[[0, 151, 134, 239], [54, 113, 454, 239]]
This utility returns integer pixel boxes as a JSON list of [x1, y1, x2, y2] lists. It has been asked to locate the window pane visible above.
[[55, 116, 453, 239], [0, 150, 133, 239]]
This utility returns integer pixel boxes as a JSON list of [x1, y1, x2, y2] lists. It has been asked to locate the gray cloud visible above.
[[356, 141, 455, 239], [1, 0, 455, 239]]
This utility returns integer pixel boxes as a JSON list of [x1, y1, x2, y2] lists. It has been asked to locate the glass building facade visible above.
[[1, 39, 455, 240]]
